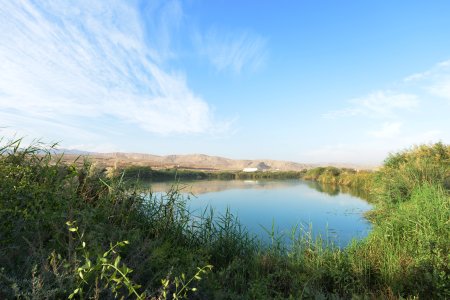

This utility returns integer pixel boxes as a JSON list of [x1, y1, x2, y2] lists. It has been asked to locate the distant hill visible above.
[[53, 148, 93, 155], [58, 151, 376, 171]]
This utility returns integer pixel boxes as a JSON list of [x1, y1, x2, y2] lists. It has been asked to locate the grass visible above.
[[0, 138, 448, 299]]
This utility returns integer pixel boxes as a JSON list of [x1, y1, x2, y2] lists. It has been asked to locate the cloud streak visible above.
[[0, 0, 221, 137], [321, 59, 449, 160], [404, 59, 450, 101], [324, 91, 418, 119], [196, 28, 267, 74]]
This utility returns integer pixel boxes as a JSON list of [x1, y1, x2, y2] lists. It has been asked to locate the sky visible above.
[[1, 0, 449, 164]]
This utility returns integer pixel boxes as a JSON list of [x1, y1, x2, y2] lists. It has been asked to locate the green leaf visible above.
[[114, 256, 121, 268], [68, 288, 79, 299]]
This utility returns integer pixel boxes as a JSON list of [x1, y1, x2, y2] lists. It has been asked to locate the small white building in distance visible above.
[[243, 162, 270, 173]]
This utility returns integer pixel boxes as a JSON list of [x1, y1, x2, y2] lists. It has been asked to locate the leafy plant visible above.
[[66, 221, 144, 299], [160, 265, 213, 300]]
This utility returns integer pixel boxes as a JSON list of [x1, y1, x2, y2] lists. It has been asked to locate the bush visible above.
[[377, 142, 449, 203]]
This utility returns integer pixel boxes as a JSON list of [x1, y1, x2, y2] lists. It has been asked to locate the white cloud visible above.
[[404, 59, 450, 101], [316, 59, 450, 164], [404, 71, 432, 82], [140, 0, 184, 62], [302, 127, 445, 165], [0, 0, 222, 137], [300, 143, 384, 165], [368, 122, 402, 138], [404, 59, 450, 82], [428, 78, 450, 100], [324, 91, 418, 118], [196, 28, 267, 73]]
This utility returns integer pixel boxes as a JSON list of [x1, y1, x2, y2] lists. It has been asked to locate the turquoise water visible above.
[[149, 180, 373, 247]]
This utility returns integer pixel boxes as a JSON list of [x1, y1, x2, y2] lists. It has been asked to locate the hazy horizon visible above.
[[1, 1, 449, 165]]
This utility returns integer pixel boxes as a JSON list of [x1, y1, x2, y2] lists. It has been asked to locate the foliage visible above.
[[65, 221, 143, 299], [0, 138, 215, 299], [119, 165, 305, 182], [377, 142, 450, 203], [303, 167, 326, 180], [160, 265, 213, 300], [0, 137, 448, 299]]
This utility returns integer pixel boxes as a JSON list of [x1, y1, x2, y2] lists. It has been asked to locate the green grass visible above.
[[0, 138, 448, 299]]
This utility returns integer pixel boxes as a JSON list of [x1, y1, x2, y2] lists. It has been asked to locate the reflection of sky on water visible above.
[[144, 180, 372, 247]]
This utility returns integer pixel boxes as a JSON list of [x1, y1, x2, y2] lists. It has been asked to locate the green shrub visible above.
[[377, 142, 449, 203]]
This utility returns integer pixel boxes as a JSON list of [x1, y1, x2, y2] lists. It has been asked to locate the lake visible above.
[[147, 179, 373, 247]]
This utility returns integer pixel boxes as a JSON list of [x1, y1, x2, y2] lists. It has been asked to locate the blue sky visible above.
[[1, 0, 449, 164]]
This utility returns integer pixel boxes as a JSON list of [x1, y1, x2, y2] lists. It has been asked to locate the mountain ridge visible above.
[[58, 149, 376, 171]]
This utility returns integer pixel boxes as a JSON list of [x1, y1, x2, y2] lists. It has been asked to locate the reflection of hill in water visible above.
[[145, 179, 371, 201], [147, 180, 300, 195]]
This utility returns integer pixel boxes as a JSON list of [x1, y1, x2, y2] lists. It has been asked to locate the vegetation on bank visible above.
[[0, 138, 449, 299], [117, 165, 305, 181], [303, 166, 375, 190], [116, 162, 371, 187]]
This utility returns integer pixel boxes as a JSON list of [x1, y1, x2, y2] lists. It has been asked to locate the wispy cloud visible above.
[[140, 0, 184, 62], [368, 122, 402, 138], [195, 28, 268, 74], [325, 60, 450, 121], [0, 0, 223, 139], [324, 91, 418, 119], [302, 126, 444, 164], [321, 59, 449, 156], [404, 59, 450, 101], [300, 143, 384, 165], [428, 79, 450, 100]]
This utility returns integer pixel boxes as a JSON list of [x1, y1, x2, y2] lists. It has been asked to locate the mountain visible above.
[[59, 152, 314, 171], [58, 151, 375, 171]]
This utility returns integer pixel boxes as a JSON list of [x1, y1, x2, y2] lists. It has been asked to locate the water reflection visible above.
[[304, 181, 372, 201], [147, 179, 300, 195], [142, 179, 373, 247], [146, 179, 371, 201], [305, 181, 340, 196]]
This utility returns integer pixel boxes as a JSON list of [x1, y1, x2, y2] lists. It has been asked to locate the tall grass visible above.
[[376, 142, 449, 204], [364, 184, 449, 297], [0, 138, 448, 299], [0, 139, 242, 298]]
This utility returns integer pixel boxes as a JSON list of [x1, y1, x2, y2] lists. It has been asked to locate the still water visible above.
[[148, 180, 372, 247]]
